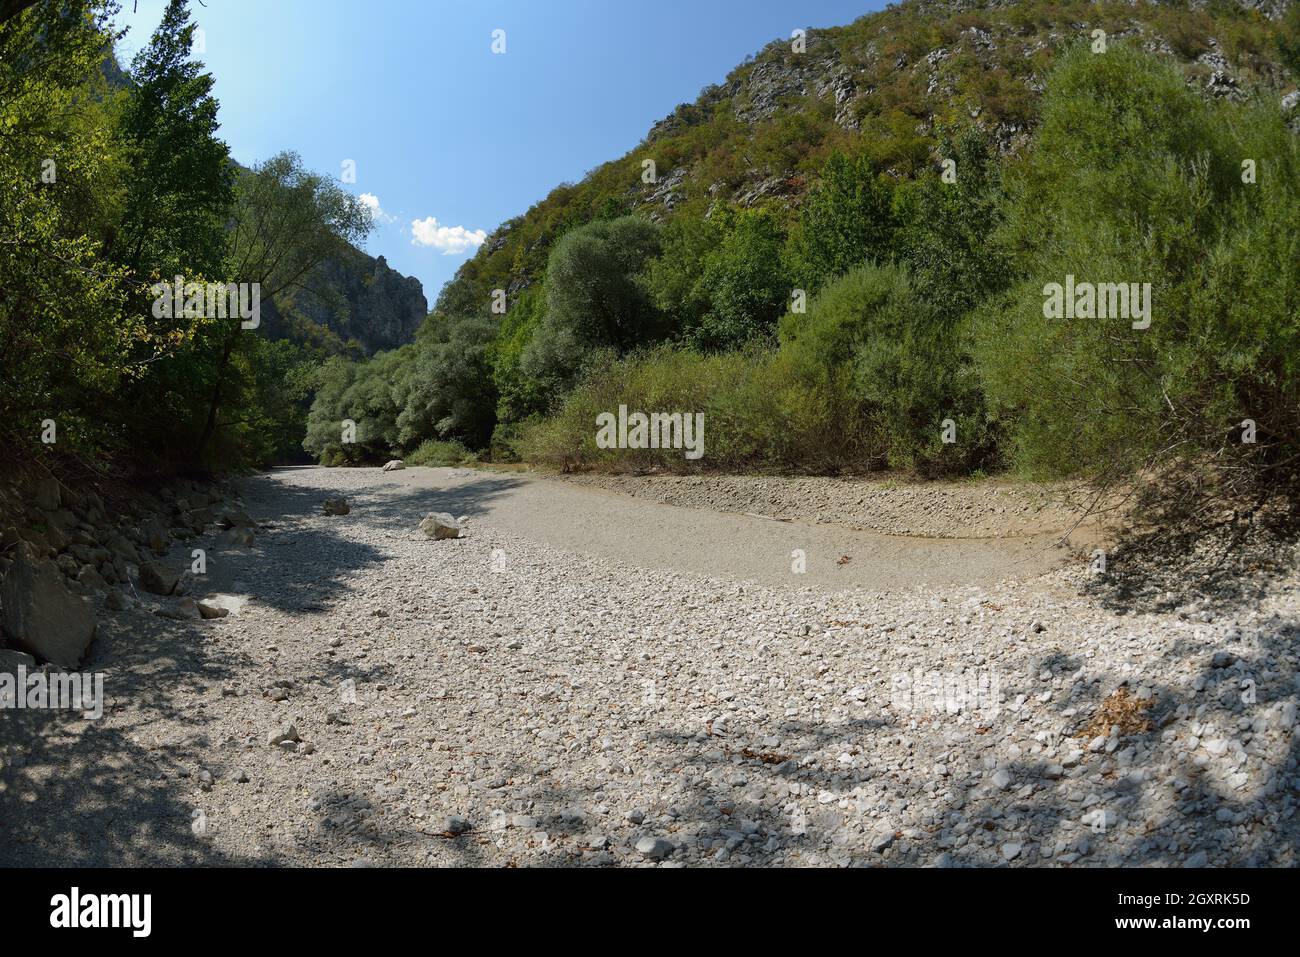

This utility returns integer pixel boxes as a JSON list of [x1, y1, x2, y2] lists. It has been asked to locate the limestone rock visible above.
[[0, 549, 96, 667], [420, 512, 461, 540], [139, 560, 181, 596]]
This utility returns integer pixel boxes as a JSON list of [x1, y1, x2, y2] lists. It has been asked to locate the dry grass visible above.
[[1078, 685, 1155, 740]]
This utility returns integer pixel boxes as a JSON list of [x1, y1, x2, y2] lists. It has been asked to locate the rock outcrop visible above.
[[258, 249, 427, 356], [1, 547, 96, 667]]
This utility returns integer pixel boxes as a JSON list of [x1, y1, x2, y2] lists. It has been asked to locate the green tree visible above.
[[518, 216, 662, 397], [114, 0, 231, 278], [691, 207, 790, 351], [787, 151, 897, 291], [974, 43, 1300, 492], [0, 0, 135, 457], [195, 151, 372, 459]]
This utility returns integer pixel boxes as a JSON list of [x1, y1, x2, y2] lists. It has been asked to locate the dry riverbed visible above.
[[2, 465, 1298, 867]]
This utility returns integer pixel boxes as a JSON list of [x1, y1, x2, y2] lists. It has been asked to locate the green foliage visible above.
[[394, 314, 498, 450], [488, 284, 549, 422], [0, 0, 136, 456], [541, 215, 663, 351], [786, 151, 898, 291], [405, 439, 473, 467], [973, 43, 1300, 489], [517, 216, 662, 398], [115, 0, 231, 279], [690, 207, 791, 351], [642, 200, 721, 335], [1277, 3, 1300, 81], [780, 263, 994, 475], [898, 127, 1010, 316], [520, 344, 875, 474]]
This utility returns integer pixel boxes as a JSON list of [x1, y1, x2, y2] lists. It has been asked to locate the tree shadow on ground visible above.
[[184, 469, 525, 617], [0, 609, 281, 866], [1078, 490, 1300, 616]]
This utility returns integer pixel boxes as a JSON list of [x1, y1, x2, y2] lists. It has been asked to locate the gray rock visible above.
[[219, 526, 254, 547], [0, 648, 37, 672], [322, 498, 351, 516], [157, 597, 201, 620], [219, 509, 256, 529], [441, 815, 471, 836], [267, 723, 300, 746], [105, 533, 139, 565], [381, 460, 405, 472], [1211, 651, 1237, 669], [0, 549, 96, 667], [33, 477, 60, 511], [139, 560, 181, 596], [141, 517, 169, 553], [635, 836, 673, 860], [76, 564, 107, 590], [420, 512, 461, 540]]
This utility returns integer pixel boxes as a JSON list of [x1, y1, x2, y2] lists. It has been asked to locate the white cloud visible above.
[[410, 216, 487, 255], [358, 192, 395, 224]]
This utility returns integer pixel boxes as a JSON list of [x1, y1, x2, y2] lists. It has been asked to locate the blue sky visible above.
[[114, 0, 886, 307]]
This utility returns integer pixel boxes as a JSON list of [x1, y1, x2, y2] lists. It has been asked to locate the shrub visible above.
[[973, 42, 1300, 495], [405, 439, 474, 467]]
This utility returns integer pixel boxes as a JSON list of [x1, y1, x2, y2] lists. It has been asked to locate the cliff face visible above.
[[260, 247, 428, 356]]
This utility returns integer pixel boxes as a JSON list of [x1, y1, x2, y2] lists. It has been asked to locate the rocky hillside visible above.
[[441, 0, 1299, 308], [257, 245, 428, 357]]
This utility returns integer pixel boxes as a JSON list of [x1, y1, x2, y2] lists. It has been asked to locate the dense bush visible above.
[[785, 151, 898, 292], [973, 43, 1300, 493], [520, 344, 874, 474]]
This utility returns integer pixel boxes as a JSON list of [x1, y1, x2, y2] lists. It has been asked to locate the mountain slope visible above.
[[438, 0, 1298, 313]]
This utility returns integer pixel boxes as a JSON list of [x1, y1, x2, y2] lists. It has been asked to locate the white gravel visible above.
[[2, 466, 1297, 868]]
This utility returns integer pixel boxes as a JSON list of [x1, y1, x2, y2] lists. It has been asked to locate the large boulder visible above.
[[139, 560, 181, 596], [219, 508, 255, 529], [0, 548, 96, 667], [419, 512, 461, 540], [105, 532, 140, 565]]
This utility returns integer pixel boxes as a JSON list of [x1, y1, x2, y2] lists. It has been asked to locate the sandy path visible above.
[[347, 466, 1076, 591]]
